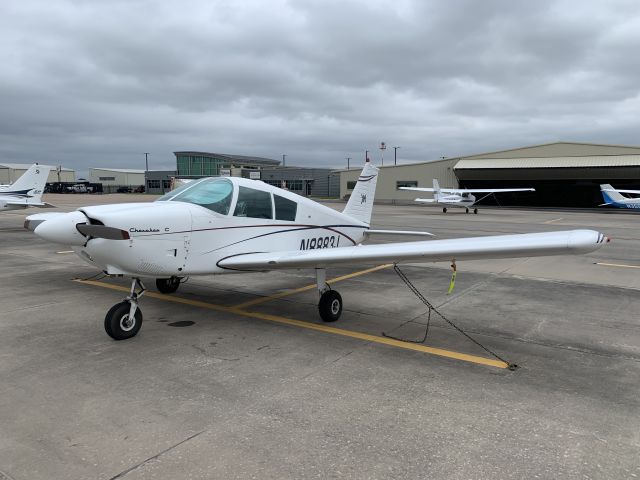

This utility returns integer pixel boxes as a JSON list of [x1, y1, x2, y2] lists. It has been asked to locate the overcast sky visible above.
[[1, 0, 639, 175]]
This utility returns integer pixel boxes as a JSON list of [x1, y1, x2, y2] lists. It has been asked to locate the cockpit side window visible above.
[[164, 178, 233, 215], [234, 186, 273, 219], [274, 194, 297, 221]]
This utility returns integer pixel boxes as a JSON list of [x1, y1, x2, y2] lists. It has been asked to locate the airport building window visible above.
[[99, 176, 116, 181], [147, 180, 161, 189], [347, 181, 357, 190], [162, 180, 171, 189], [234, 186, 273, 219], [288, 180, 303, 191], [274, 194, 297, 221], [397, 180, 418, 190]]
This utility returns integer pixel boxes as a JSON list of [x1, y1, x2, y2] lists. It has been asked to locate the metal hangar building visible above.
[[338, 142, 640, 207]]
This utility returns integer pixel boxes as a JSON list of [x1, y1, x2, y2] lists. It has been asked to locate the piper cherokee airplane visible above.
[[0, 164, 53, 212], [600, 184, 640, 210], [400, 179, 535, 214], [25, 160, 608, 340]]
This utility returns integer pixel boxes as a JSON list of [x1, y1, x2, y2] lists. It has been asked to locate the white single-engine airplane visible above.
[[400, 179, 535, 214], [0, 164, 53, 212], [600, 184, 640, 210], [25, 161, 608, 340]]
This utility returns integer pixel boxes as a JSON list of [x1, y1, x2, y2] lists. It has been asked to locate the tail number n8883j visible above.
[[300, 235, 340, 250]]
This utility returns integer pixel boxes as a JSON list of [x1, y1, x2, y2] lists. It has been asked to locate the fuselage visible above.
[[34, 177, 369, 277], [436, 193, 477, 208]]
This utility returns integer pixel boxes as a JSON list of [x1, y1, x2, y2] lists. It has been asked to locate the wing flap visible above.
[[218, 230, 607, 271]]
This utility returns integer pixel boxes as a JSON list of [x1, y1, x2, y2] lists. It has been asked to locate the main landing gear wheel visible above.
[[473, 208, 478, 214], [104, 301, 143, 340], [442, 207, 447, 213], [465, 207, 469, 213], [156, 276, 181, 294], [318, 290, 343, 322]]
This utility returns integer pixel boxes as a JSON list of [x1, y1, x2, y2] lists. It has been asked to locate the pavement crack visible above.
[[108, 430, 206, 479]]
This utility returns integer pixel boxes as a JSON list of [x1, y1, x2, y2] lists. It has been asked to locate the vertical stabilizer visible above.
[[432, 179, 441, 201], [3, 164, 52, 203], [343, 161, 379, 225], [600, 184, 624, 204]]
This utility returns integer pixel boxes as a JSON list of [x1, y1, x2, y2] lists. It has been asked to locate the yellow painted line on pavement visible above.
[[595, 262, 640, 269], [543, 217, 564, 224], [73, 278, 508, 369], [233, 264, 393, 309]]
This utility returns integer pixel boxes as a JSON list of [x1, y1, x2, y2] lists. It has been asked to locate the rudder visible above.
[[343, 161, 379, 225]]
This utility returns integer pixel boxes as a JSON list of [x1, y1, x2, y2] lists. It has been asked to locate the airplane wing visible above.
[[602, 188, 640, 195], [415, 198, 438, 203], [399, 187, 535, 194], [218, 230, 607, 271]]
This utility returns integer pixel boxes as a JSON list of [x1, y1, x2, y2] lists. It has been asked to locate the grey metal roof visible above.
[[0, 163, 74, 171], [454, 155, 640, 170], [91, 168, 146, 173], [174, 151, 280, 166]]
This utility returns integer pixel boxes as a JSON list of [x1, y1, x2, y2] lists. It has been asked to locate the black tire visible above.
[[318, 290, 343, 322], [473, 208, 478, 214], [104, 301, 143, 340], [465, 208, 469, 213], [442, 207, 447, 213], [156, 277, 180, 294]]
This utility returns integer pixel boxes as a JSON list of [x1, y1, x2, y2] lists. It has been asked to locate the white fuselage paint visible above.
[[58, 178, 368, 277]]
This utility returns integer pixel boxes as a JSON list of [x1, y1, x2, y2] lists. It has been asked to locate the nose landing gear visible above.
[[104, 278, 145, 340]]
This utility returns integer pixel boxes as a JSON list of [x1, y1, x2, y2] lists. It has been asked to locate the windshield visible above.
[[159, 178, 234, 215]]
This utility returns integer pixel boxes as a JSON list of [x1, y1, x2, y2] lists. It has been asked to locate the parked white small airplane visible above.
[[600, 184, 640, 210], [25, 161, 608, 340], [400, 179, 535, 213], [0, 164, 53, 212]]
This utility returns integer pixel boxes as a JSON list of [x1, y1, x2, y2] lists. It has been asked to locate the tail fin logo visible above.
[[361, 194, 367, 204]]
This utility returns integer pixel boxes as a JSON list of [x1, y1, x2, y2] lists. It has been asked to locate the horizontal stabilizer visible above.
[[364, 229, 434, 237]]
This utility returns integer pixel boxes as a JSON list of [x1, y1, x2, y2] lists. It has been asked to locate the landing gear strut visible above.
[[316, 268, 343, 322], [156, 276, 181, 294], [104, 278, 145, 340]]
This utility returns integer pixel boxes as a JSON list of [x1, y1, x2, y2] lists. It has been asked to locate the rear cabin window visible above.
[[234, 186, 273, 219], [274, 194, 297, 221]]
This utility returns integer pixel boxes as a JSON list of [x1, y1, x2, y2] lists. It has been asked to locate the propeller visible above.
[[76, 224, 130, 240]]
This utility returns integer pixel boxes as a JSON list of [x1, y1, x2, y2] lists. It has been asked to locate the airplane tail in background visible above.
[[432, 179, 441, 201], [2, 164, 51, 204], [343, 161, 379, 225], [600, 184, 624, 205]]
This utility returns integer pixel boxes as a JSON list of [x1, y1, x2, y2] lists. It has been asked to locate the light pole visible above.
[[346, 157, 351, 169], [365, 150, 369, 163], [393, 146, 399, 166], [379, 142, 386, 166], [282, 154, 286, 167], [144, 153, 150, 192]]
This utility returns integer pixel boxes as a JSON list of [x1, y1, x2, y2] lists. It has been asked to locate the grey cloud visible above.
[[1, 0, 639, 175]]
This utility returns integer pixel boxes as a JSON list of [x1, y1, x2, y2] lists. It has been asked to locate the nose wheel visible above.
[[104, 278, 145, 340]]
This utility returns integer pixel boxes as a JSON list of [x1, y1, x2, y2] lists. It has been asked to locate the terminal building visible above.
[[171, 151, 340, 197], [338, 142, 640, 207]]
